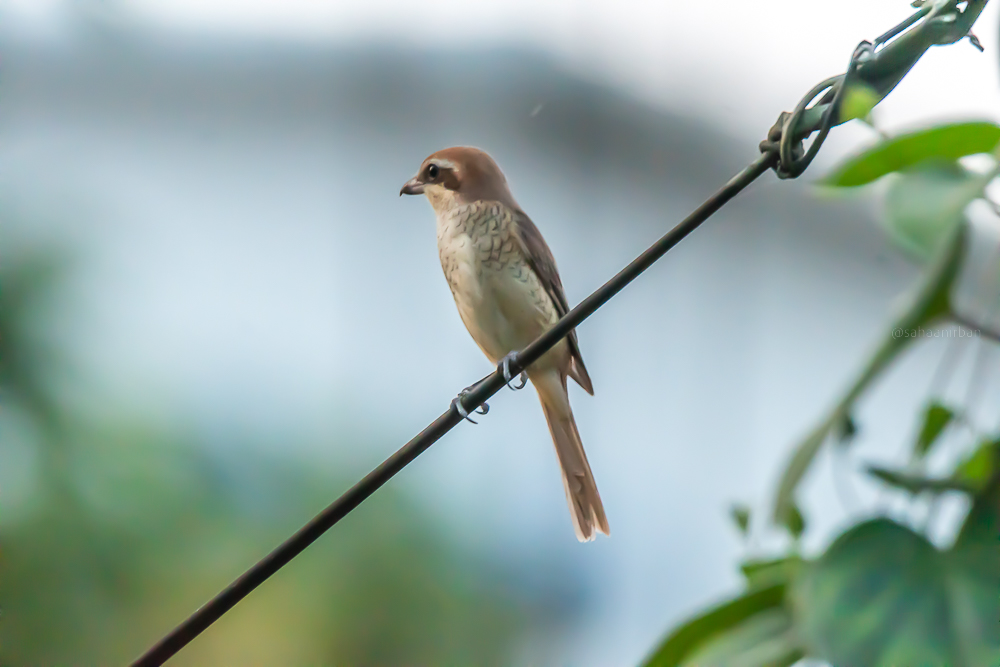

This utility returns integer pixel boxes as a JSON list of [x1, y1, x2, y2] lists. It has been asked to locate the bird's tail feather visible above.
[[534, 371, 610, 542]]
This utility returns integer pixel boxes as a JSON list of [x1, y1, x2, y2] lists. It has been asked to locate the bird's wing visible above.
[[511, 208, 594, 395]]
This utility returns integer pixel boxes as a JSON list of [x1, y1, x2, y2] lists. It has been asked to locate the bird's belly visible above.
[[441, 237, 558, 365]]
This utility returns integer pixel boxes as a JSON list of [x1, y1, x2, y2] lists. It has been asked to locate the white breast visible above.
[[435, 203, 562, 366], [437, 217, 482, 314], [436, 208, 505, 362]]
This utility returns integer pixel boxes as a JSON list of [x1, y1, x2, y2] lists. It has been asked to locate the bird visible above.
[[400, 146, 609, 541]]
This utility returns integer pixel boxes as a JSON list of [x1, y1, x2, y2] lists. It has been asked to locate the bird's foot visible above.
[[452, 385, 489, 424], [499, 352, 527, 391]]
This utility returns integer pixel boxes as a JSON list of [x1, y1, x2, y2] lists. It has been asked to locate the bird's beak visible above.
[[399, 177, 425, 196]]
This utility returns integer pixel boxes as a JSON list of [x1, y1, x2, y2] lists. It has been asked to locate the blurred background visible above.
[[2, 1, 999, 664]]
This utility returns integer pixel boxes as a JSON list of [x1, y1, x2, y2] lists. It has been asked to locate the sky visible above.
[[7, 0, 999, 144]]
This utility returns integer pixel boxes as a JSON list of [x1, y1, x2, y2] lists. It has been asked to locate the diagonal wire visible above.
[[129, 150, 778, 667], [129, 3, 989, 664]]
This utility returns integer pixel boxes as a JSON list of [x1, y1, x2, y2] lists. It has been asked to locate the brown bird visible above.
[[401, 146, 609, 541]]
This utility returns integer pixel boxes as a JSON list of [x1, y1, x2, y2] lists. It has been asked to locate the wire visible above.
[[129, 3, 989, 664], [129, 150, 778, 667]]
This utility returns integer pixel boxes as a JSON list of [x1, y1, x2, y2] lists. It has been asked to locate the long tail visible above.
[[533, 370, 610, 542]]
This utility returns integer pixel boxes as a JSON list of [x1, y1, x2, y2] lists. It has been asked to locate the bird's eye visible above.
[[427, 164, 439, 180]]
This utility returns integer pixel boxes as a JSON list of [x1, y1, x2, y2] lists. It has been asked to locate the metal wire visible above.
[[128, 3, 989, 665], [776, 41, 864, 179], [129, 149, 778, 667]]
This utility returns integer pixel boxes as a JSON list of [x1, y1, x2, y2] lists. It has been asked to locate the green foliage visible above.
[[0, 246, 72, 435], [914, 401, 956, 458], [875, 439, 1000, 497], [773, 421, 834, 529], [954, 438, 999, 492], [771, 115, 1000, 523], [652, 463, 1000, 667], [866, 465, 974, 494], [884, 162, 983, 261], [793, 515, 1000, 666], [0, 243, 573, 665], [870, 438, 999, 496], [838, 83, 880, 125], [822, 121, 1000, 187], [642, 585, 797, 667], [730, 503, 751, 537], [834, 413, 858, 443], [2, 431, 559, 665], [780, 503, 805, 541], [644, 557, 808, 666], [652, 107, 1000, 667], [773, 223, 966, 525], [676, 610, 801, 667], [739, 556, 803, 589]]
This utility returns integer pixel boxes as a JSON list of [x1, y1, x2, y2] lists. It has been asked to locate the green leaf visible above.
[[953, 460, 1000, 549], [782, 503, 806, 540], [867, 440, 997, 496], [793, 518, 1000, 667], [947, 472, 1000, 667], [740, 556, 804, 589], [839, 83, 881, 124], [913, 402, 955, 458], [822, 121, 1000, 187], [865, 465, 974, 495], [680, 610, 802, 667], [642, 585, 790, 667], [835, 413, 858, 443], [953, 439, 998, 494], [773, 421, 832, 530], [883, 163, 980, 262], [730, 504, 751, 538]]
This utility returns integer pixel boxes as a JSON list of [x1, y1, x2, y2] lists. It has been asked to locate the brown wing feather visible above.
[[511, 209, 594, 395]]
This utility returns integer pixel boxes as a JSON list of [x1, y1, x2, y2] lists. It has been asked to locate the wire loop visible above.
[[762, 41, 871, 179]]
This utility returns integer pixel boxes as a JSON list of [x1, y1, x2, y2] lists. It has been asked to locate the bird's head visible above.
[[400, 146, 517, 215]]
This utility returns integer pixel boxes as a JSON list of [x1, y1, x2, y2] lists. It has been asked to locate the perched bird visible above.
[[400, 146, 609, 541]]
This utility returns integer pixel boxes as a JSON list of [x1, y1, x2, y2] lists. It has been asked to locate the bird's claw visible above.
[[452, 387, 489, 424], [499, 352, 527, 391]]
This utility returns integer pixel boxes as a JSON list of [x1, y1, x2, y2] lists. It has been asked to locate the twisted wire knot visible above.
[[760, 42, 872, 179]]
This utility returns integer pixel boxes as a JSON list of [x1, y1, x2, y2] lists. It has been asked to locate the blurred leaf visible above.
[[0, 248, 72, 432], [680, 610, 802, 667], [740, 556, 804, 590], [953, 460, 999, 550], [867, 439, 998, 497], [822, 121, 1000, 187], [642, 585, 790, 667], [834, 413, 858, 443], [773, 225, 966, 524], [883, 163, 981, 262], [913, 402, 955, 458], [730, 504, 751, 538], [793, 518, 1000, 666], [866, 465, 974, 494], [0, 234, 576, 665], [781, 503, 806, 540], [953, 438, 999, 494], [945, 470, 1000, 667], [0, 426, 562, 665], [773, 421, 832, 531], [839, 83, 880, 124]]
